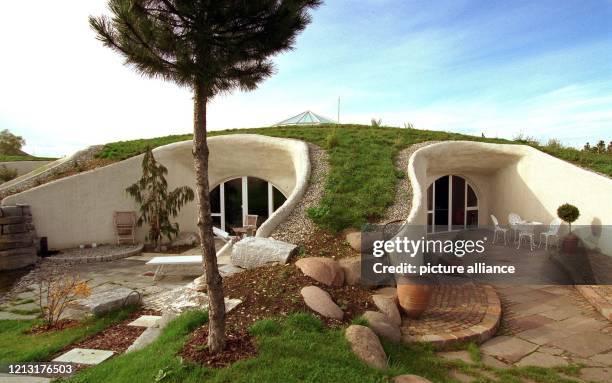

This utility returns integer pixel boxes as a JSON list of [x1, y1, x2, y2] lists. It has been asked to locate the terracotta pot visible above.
[[397, 284, 433, 319], [562, 233, 579, 254]]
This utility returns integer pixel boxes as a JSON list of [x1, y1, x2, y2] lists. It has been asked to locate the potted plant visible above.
[[557, 203, 580, 253]]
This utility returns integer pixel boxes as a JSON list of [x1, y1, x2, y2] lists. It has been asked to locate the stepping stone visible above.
[[392, 374, 432, 383], [127, 315, 162, 328], [300, 286, 343, 320], [345, 325, 387, 370], [0, 311, 37, 320], [480, 335, 538, 363], [0, 374, 52, 382], [516, 351, 568, 367], [127, 313, 176, 353], [76, 287, 142, 317], [437, 350, 473, 364], [591, 352, 612, 366], [550, 331, 612, 358], [53, 348, 113, 365], [481, 354, 510, 369], [580, 367, 612, 383]]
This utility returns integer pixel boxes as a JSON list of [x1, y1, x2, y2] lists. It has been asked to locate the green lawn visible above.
[[96, 124, 512, 232], [68, 311, 583, 383], [0, 306, 138, 363], [0, 154, 57, 162], [95, 124, 612, 232]]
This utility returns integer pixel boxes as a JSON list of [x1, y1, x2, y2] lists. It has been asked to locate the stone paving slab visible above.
[[550, 331, 612, 358], [515, 351, 568, 367], [480, 335, 538, 363], [0, 374, 52, 382], [53, 348, 114, 365], [127, 315, 162, 328]]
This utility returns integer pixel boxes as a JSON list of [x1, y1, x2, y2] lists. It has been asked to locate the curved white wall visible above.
[[402, 141, 612, 255], [2, 134, 310, 249]]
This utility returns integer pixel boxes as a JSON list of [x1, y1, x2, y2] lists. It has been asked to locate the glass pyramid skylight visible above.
[[274, 110, 336, 126]]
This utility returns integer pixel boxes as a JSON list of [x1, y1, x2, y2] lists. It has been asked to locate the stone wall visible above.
[[0, 205, 38, 270]]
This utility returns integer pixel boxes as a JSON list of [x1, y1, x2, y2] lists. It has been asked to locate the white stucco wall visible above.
[[402, 141, 612, 255], [1, 134, 310, 249]]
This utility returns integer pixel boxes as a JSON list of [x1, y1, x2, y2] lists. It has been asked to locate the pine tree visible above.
[[126, 147, 194, 250], [90, 0, 320, 352]]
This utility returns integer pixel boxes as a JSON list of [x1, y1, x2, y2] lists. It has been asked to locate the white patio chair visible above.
[[538, 218, 561, 250], [508, 213, 522, 243], [490, 215, 508, 245], [516, 222, 535, 251]]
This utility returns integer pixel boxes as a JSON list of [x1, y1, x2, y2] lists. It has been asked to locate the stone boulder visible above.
[[362, 310, 401, 343], [295, 257, 344, 286], [77, 287, 142, 317], [339, 257, 361, 285], [231, 237, 297, 269], [393, 375, 432, 383], [375, 287, 398, 301], [345, 231, 361, 252], [300, 285, 343, 320], [345, 325, 388, 370], [372, 294, 401, 326]]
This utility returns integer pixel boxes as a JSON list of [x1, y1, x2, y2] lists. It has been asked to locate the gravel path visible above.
[[270, 143, 329, 245], [379, 141, 440, 223]]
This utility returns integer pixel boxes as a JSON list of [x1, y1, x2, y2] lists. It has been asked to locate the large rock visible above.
[[339, 257, 361, 285], [345, 231, 361, 252], [393, 375, 432, 383], [362, 310, 401, 343], [295, 257, 344, 286], [77, 287, 142, 317], [345, 325, 388, 370], [372, 294, 401, 326], [300, 285, 343, 319], [231, 237, 297, 269]]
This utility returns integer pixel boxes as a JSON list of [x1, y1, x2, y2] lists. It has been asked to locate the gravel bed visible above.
[[379, 141, 440, 223], [270, 143, 329, 245]]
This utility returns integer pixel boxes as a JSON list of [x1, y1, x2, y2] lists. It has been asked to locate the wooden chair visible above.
[[233, 214, 259, 238], [113, 211, 137, 244]]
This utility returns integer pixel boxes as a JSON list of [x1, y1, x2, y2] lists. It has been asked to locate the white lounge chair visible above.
[[147, 227, 237, 280], [538, 218, 561, 250], [508, 213, 522, 243], [491, 215, 508, 245]]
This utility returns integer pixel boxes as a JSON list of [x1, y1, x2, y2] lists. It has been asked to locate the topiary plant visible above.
[[557, 203, 580, 233]]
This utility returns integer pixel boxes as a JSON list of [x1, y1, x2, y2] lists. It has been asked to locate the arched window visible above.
[[427, 175, 478, 233], [210, 177, 287, 232]]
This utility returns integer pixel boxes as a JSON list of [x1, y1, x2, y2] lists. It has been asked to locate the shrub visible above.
[[36, 271, 91, 328], [557, 203, 580, 232], [513, 132, 539, 146], [326, 130, 339, 149], [546, 138, 563, 149], [370, 118, 382, 128], [403, 122, 414, 129], [126, 147, 195, 250], [0, 165, 18, 183]]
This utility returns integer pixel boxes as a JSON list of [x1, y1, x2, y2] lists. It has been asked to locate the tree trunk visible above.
[[193, 82, 226, 352]]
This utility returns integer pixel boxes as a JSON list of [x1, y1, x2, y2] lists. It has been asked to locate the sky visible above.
[[1, 0, 611, 157]]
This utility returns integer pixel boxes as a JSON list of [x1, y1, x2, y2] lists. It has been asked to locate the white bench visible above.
[[146, 228, 237, 280]]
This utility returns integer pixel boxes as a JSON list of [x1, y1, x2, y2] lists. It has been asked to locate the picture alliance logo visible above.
[[372, 236, 487, 258]]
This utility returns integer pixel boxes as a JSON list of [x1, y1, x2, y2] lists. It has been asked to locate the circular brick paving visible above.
[[401, 284, 501, 348]]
